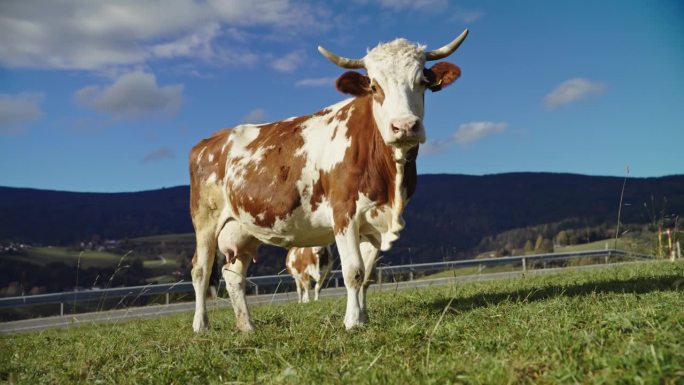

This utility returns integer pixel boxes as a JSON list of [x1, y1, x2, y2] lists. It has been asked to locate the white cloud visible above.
[[151, 23, 220, 60], [453, 121, 507, 144], [206, 0, 323, 29], [141, 146, 175, 163], [272, 51, 305, 73], [423, 121, 507, 155], [0, 0, 326, 71], [295, 77, 337, 87], [241, 108, 268, 124], [544, 78, 606, 109], [75, 71, 183, 118], [0, 92, 43, 135]]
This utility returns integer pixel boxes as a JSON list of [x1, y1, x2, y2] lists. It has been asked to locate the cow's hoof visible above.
[[359, 309, 369, 324], [236, 319, 256, 333], [344, 315, 364, 330], [192, 313, 209, 332]]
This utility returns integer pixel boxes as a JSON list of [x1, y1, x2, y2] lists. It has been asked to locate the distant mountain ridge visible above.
[[2, 173, 683, 260]]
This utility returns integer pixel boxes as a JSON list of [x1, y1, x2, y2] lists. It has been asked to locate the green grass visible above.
[[556, 237, 653, 255], [4, 245, 181, 272], [128, 233, 196, 243], [4, 247, 126, 269], [2, 261, 683, 385], [419, 263, 520, 280]]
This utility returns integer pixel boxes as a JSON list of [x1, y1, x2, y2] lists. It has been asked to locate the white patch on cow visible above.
[[205, 172, 217, 185], [297, 98, 353, 172], [223, 124, 264, 187], [305, 263, 320, 281], [228, 124, 260, 157], [208, 153, 214, 162], [283, 116, 297, 122]]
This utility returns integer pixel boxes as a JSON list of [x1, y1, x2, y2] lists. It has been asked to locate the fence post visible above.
[[409, 270, 414, 281], [254, 285, 259, 296], [165, 293, 170, 305], [378, 269, 383, 287], [335, 277, 339, 288], [478, 264, 483, 274], [522, 257, 527, 273], [60, 302, 64, 316]]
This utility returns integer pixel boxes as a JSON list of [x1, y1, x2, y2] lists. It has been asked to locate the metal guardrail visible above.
[[0, 249, 651, 316]]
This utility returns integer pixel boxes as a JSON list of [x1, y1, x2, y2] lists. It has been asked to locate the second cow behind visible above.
[[286, 246, 335, 303]]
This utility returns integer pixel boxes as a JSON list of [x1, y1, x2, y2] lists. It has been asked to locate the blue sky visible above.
[[1, 0, 682, 192]]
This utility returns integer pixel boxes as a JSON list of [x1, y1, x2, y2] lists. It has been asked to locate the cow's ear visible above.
[[424, 62, 461, 92], [336, 71, 371, 96]]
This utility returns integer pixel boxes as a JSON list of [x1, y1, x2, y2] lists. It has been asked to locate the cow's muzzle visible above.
[[389, 116, 423, 144]]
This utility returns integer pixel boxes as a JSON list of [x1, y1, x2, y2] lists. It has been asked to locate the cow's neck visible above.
[[358, 97, 418, 233]]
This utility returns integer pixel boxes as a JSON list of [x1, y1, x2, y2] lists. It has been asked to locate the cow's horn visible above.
[[425, 29, 469, 61], [318, 46, 365, 69]]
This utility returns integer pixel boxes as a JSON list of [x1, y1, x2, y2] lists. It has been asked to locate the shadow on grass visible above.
[[425, 275, 684, 314]]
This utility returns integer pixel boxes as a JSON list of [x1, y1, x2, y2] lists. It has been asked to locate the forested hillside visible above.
[[1, 173, 682, 255]]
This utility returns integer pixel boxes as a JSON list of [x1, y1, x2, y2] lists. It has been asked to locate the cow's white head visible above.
[[319, 30, 468, 156]]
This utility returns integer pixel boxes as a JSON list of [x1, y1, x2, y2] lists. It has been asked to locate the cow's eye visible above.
[[370, 84, 377, 93]]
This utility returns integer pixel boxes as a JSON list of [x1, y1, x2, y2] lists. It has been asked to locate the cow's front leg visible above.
[[334, 223, 365, 330], [358, 238, 380, 323]]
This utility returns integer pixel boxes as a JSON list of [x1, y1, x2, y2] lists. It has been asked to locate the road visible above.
[[0, 262, 645, 334]]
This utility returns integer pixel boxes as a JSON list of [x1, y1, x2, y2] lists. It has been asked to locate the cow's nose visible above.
[[390, 117, 421, 139]]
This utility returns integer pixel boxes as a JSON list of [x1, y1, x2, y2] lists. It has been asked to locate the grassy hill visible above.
[[2, 261, 682, 384]]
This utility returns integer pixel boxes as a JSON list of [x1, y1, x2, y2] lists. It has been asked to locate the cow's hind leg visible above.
[[222, 253, 256, 332], [218, 221, 259, 332], [301, 276, 311, 303], [191, 226, 217, 332], [294, 276, 304, 303]]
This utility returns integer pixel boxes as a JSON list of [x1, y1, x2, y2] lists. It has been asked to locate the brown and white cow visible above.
[[286, 246, 334, 303], [190, 30, 468, 332]]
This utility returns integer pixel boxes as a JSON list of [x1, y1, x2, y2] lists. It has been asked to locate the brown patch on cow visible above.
[[371, 79, 385, 105], [310, 170, 326, 212], [425, 62, 461, 92], [287, 247, 318, 287], [319, 108, 333, 116], [227, 116, 310, 228], [279, 166, 290, 182], [319, 95, 402, 233], [189, 128, 232, 217], [336, 104, 351, 120], [336, 71, 370, 97], [369, 208, 379, 219]]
